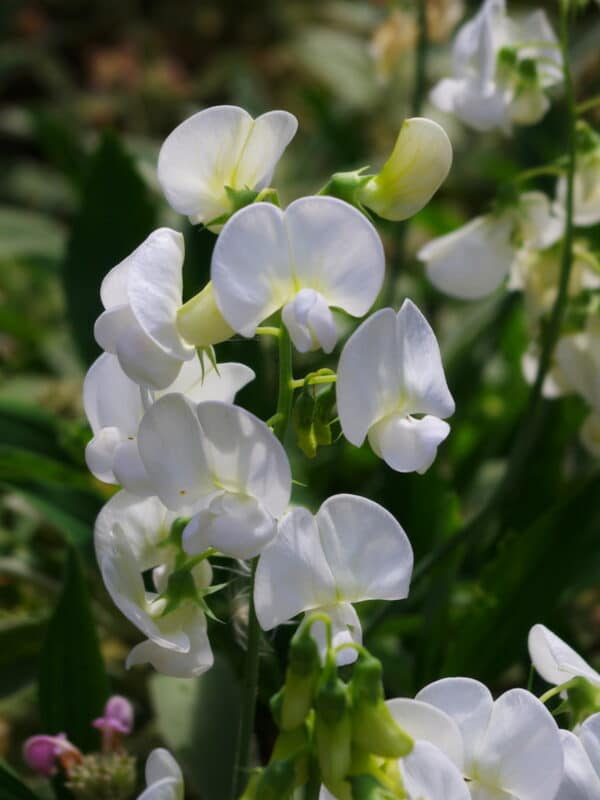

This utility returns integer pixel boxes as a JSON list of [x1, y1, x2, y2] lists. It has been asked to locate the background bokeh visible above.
[[1, 1, 600, 797]]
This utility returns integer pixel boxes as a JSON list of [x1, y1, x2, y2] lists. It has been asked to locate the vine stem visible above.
[[404, 0, 578, 588], [230, 323, 294, 799]]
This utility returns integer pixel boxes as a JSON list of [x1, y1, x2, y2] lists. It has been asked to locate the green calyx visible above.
[[319, 168, 373, 209]]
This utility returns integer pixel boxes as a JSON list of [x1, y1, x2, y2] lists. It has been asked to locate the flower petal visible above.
[[336, 308, 401, 445], [285, 196, 385, 316], [84, 353, 143, 435], [127, 611, 213, 678], [116, 313, 184, 390], [85, 428, 121, 484], [386, 698, 464, 769], [254, 507, 336, 631], [358, 118, 453, 221], [402, 741, 471, 800], [145, 748, 183, 786], [232, 110, 298, 191], [137, 394, 214, 509], [315, 494, 413, 603], [419, 214, 515, 299], [416, 677, 494, 772], [310, 602, 362, 666], [163, 356, 254, 404], [396, 299, 455, 418], [195, 401, 291, 516], [557, 729, 600, 800], [112, 439, 154, 498], [211, 202, 292, 336], [368, 414, 450, 474], [476, 688, 563, 800], [157, 106, 254, 223], [528, 624, 600, 687], [282, 289, 337, 353], [580, 713, 600, 778]]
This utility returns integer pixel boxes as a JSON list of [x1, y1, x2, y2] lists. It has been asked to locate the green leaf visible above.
[[62, 131, 156, 365], [0, 206, 65, 263], [39, 548, 109, 750], [0, 760, 41, 800], [150, 654, 241, 800]]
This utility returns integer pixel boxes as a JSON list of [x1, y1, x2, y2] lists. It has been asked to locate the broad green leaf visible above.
[[150, 654, 241, 800], [39, 547, 109, 750], [62, 131, 156, 365], [0, 760, 41, 800]]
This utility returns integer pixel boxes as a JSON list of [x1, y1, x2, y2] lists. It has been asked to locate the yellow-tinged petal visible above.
[[176, 282, 234, 347]]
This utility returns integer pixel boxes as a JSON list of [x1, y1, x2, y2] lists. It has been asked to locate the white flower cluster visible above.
[[85, 102, 454, 677]]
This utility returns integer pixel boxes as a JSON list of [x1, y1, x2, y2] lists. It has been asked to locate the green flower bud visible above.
[[319, 169, 372, 208], [314, 671, 352, 787], [271, 726, 310, 788], [314, 384, 336, 446], [350, 654, 413, 758], [349, 774, 401, 800], [564, 676, 600, 724], [255, 758, 296, 800], [65, 752, 136, 800], [293, 388, 318, 458], [278, 626, 321, 730]]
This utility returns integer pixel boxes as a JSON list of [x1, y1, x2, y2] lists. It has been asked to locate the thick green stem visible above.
[[231, 322, 294, 798], [411, 1, 578, 585]]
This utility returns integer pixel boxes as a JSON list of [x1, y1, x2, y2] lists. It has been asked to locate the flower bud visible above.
[[255, 758, 296, 800], [23, 734, 82, 778], [176, 282, 234, 347], [314, 668, 352, 788], [563, 676, 600, 724], [350, 654, 413, 758], [280, 625, 321, 730], [93, 696, 134, 751], [66, 752, 137, 800], [293, 388, 318, 458], [349, 774, 399, 800], [313, 384, 336, 447]]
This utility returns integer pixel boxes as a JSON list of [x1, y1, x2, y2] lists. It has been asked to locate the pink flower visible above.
[[23, 734, 81, 777], [93, 695, 134, 750]]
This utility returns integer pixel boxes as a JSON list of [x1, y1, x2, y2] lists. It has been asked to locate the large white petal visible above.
[[254, 507, 336, 631], [386, 698, 464, 769], [285, 196, 385, 316], [580, 714, 600, 778], [336, 308, 401, 446], [416, 677, 494, 772], [519, 192, 564, 250], [112, 439, 154, 497], [358, 118, 453, 221], [476, 688, 563, 800], [94, 305, 132, 353], [315, 494, 413, 603], [211, 202, 292, 336], [195, 401, 291, 516], [157, 106, 254, 224], [137, 777, 182, 800], [368, 413, 450, 474], [137, 394, 214, 509], [100, 254, 134, 310], [282, 289, 338, 354], [84, 353, 143, 435], [396, 299, 455, 418], [145, 749, 183, 787], [402, 741, 471, 800], [557, 730, 600, 800], [163, 356, 254, 404], [419, 214, 515, 299], [183, 493, 277, 560], [127, 610, 213, 678], [116, 314, 184, 390], [232, 110, 298, 191], [528, 624, 600, 687], [85, 428, 121, 483], [128, 229, 193, 361]]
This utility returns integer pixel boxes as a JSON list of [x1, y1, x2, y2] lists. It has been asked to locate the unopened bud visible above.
[[350, 654, 413, 758], [563, 676, 600, 725], [293, 388, 318, 458], [314, 670, 352, 787], [176, 282, 234, 347], [65, 751, 137, 800], [255, 758, 296, 800], [350, 774, 399, 800], [23, 734, 82, 778], [280, 626, 321, 729]]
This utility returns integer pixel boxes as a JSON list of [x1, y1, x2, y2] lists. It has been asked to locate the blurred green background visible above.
[[1, 1, 600, 797]]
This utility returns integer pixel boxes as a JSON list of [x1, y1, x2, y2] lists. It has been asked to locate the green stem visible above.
[[513, 164, 564, 183], [231, 322, 295, 799], [370, 2, 578, 620], [539, 678, 578, 705], [577, 95, 600, 115]]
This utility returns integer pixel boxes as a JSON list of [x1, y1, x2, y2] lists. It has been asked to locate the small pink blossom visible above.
[[23, 734, 81, 777], [93, 695, 134, 750]]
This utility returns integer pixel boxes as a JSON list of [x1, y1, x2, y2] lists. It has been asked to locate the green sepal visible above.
[[293, 388, 318, 458], [254, 758, 296, 800], [319, 168, 373, 209]]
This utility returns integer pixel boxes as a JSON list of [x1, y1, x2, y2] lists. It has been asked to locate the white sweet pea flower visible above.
[[137, 749, 184, 800], [419, 192, 564, 300], [95, 492, 214, 678], [357, 117, 453, 221], [211, 196, 385, 353], [136, 395, 291, 559], [556, 146, 600, 227], [528, 624, 600, 688], [254, 494, 413, 665], [336, 300, 454, 474], [94, 228, 195, 390], [415, 677, 564, 800], [430, 0, 561, 133], [83, 352, 254, 492], [557, 714, 600, 800], [157, 105, 297, 227]]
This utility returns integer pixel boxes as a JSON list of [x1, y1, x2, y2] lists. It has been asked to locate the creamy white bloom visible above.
[[157, 105, 297, 227], [430, 0, 562, 133], [557, 714, 600, 800], [255, 494, 413, 665], [419, 192, 564, 300], [415, 677, 564, 799], [136, 395, 291, 559], [336, 300, 454, 474], [211, 196, 385, 353], [357, 117, 453, 221], [137, 749, 184, 800], [94, 228, 195, 390], [84, 352, 254, 491], [95, 492, 213, 678], [528, 624, 600, 688], [556, 149, 600, 227]]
